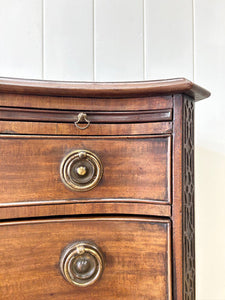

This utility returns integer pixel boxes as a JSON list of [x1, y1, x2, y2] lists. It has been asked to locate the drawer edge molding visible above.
[[0, 202, 171, 220], [0, 121, 173, 136], [0, 107, 172, 123]]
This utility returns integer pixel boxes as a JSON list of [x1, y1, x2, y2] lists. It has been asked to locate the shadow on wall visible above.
[[195, 146, 225, 300]]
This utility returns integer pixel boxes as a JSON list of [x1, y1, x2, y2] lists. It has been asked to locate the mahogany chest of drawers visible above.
[[0, 77, 210, 299]]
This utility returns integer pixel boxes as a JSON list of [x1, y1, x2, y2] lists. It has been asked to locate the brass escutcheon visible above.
[[60, 241, 104, 287], [60, 150, 103, 192]]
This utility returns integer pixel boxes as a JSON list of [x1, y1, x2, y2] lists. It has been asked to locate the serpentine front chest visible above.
[[0, 77, 210, 299]]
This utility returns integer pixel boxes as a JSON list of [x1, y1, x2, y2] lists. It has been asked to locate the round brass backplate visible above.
[[60, 241, 104, 287], [60, 150, 103, 192]]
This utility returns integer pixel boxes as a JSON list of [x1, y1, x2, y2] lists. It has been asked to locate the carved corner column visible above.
[[182, 97, 195, 300], [172, 95, 195, 300]]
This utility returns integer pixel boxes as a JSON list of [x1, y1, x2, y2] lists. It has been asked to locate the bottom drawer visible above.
[[0, 217, 171, 300]]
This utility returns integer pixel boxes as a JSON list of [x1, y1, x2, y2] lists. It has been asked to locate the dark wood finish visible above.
[[0, 107, 172, 123], [172, 95, 184, 299], [0, 120, 172, 136], [0, 202, 171, 220], [182, 96, 195, 299], [0, 135, 171, 205], [0, 77, 210, 299], [0, 77, 210, 100], [0, 93, 172, 111], [172, 95, 196, 299], [0, 217, 172, 300]]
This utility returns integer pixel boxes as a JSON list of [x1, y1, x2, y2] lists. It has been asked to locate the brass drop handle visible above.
[[60, 241, 104, 287], [60, 150, 103, 192], [75, 113, 90, 130]]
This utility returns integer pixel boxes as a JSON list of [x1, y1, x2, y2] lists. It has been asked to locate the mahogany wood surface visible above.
[[0, 77, 210, 100], [0, 120, 172, 136], [0, 202, 171, 220], [0, 135, 171, 205], [171, 95, 196, 299], [0, 77, 210, 299], [0, 93, 172, 111], [0, 216, 171, 300], [0, 107, 172, 123], [172, 95, 183, 300]]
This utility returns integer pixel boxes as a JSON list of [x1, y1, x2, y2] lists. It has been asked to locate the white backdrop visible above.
[[0, 1, 225, 299]]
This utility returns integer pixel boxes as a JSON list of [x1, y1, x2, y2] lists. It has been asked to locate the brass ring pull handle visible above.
[[60, 150, 103, 191], [75, 113, 90, 130], [60, 241, 104, 287]]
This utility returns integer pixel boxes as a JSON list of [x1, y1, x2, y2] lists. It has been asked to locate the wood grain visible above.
[[0, 93, 172, 111], [172, 95, 184, 300], [0, 216, 171, 300], [0, 135, 171, 205], [0, 77, 210, 100], [0, 202, 171, 220], [0, 107, 172, 123], [0, 80, 210, 298], [0, 120, 172, 136], [172, 94, 196, 300]]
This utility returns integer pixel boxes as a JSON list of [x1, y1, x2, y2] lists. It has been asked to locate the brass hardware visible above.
[[60, 150, 103, 191], [75, 113, 90, 130], [60, 241, 104, 287], [76, 166, 87, 176]]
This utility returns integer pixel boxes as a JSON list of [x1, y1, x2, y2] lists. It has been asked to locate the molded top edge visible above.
[[0, 77, 210, 101]]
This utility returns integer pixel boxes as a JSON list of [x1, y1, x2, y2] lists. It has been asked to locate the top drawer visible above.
[[0, 107, 172, 136], [0, 91, 173, 111]]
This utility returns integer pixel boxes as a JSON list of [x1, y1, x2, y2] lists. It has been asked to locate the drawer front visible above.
[[0, 93, 173, 111], [0, 217, 171, 300], [0, 135, 171, 204], [0, 120, 172, 136]]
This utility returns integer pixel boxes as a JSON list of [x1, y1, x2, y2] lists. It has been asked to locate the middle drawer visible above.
[[0, 135, 171, 205]]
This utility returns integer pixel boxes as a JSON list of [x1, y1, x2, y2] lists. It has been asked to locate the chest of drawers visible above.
[[0, 77, 210, 299]]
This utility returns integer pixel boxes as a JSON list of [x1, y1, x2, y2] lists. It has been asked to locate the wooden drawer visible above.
[[0, 135, 171, 205], [0, 216, 171, 300], [0, 106, 173, 136]]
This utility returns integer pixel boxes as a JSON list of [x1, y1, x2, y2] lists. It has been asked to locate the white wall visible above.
[[195, 1, 225, 299], [0, 1, 224, 299]]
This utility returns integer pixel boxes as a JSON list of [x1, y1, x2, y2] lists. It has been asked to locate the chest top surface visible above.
[[0, 76, 210, 100]]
